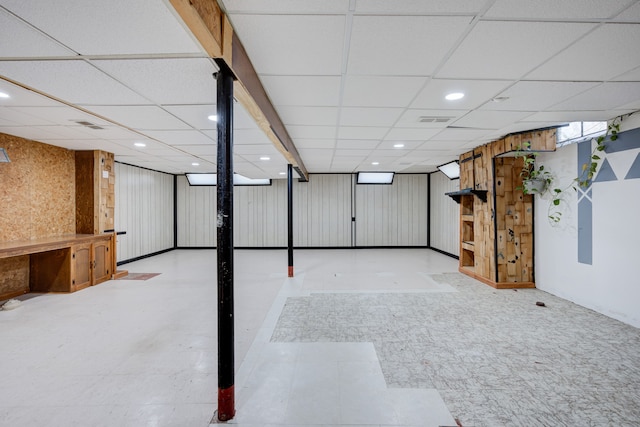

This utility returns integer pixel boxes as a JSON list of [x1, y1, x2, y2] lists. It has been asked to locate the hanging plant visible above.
[[575, 119, 620, 188]]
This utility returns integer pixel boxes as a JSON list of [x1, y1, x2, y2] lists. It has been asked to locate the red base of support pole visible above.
[[217, 385, 235, 421], [288, 266, 294, 277]]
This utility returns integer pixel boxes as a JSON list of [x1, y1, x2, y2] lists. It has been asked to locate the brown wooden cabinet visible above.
[[0, 234, 115, 297]]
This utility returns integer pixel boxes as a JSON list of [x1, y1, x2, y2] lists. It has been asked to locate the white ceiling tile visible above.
[[417, 140, 473, 150], [0, 107, 57, 126], [93, 58, 218, 105], [261, 76, 342, 106], [228, 14, 345, 75], [431, 128, 493, 141], [337, 126, 388, 139], [347, 15, 471, 75], [175, 144, 217, 156], [527, 24, 640, 81], [0, 81, 59, 107], [549, 82, 640, 111], [612, 65, 640, 81], [223, 0, 348, 13], [0, 9, 76, 58], [485, 0, 634, 19], [451, 110, 534, 130], [339, 107, 404, 127], [334, 149, 370, 158], [0, 60, 149, 105], [335, 139, 380, 149], [370, 149, 407, 158], [410, 79, 513, 110], [354, 0, 488, 14], [522, 111, 616, 122], [292, 139, 336, 149], [142, 130, 214, 146], [614, 1, 640, 21], [276, 106, 339, 126], [0, 0, 203, 55], [83, 105, 190, 131], [342, 76, 427, 107], [234, 144, 280, 156], [8, 106, 113, 127], [376, 140, 423, 150], [286, 125, 336, 139], [163, 105, 218, 130], [233, 129, 271, 144], [298, 148, 334, 159], [0, 125, 70, 141], [384, 128, 442, 141], [480, 81, 600, 111], [437, 21, 595, 79]]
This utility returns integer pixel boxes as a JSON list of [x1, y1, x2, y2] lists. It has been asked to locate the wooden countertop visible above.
[[0, 234, 113, 259]]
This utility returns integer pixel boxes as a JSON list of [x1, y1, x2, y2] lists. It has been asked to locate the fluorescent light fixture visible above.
[[185, 173, 271, 186], [445, 92, 464, 101], [357, 172, 395, 184], [134, 142, 146, 147], [0, 148, 10, 162], [208, 115, 217, 122], [233, 174, 271, 186], [0, 92, 9, 99], [437, 160, 460, 179]]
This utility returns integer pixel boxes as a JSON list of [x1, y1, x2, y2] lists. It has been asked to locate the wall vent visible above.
[[74, 120, 104, 130]]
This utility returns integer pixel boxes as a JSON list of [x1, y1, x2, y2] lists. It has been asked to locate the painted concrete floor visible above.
[[1, 249, 639, 426]]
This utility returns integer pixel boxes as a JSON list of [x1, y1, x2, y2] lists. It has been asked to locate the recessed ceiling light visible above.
[[371, 161, 379, 165], [192, 162, 199, 166], [393, 143, 405, 148], [279, 172, 286, 175], [0, 92, 10, 99], [134, 142, 146, 147], [491, 96, 509, 103], [208, 115, 218, 122], [260, 156, 270, 161], [445, 92, 464, 101]]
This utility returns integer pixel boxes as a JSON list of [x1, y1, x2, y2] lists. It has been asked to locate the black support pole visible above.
[[215, 61, 235, 422], [287, 164, 294, 277]]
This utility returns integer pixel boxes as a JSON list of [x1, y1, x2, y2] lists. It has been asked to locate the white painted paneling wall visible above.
[[430, 171, 460, 256], [176, 175, 216, 247], [177, 176, 288, 247], [115, 163, 174, 262], [535, 118, 640, 327], [294, 174, 352, 247], [355, 174, 428, 246]]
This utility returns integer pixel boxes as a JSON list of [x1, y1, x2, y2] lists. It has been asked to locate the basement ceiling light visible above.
[[0, 148, 10, 162], [185, 173, 271, 186], [134, 142, 146, 147], [357, 172, 395, 185], [192, 162, 199, 166], [208, 115, 218, 122], [393, 143, 405, 148], [259, 156, 270, 161], [0, 92, 9, 99], [437, 160, 460, 180], [445, 92, 464, 101], [371, 161, 379, 165]]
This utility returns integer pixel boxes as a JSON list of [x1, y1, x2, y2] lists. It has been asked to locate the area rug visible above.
[[116, 273, 161, 281]]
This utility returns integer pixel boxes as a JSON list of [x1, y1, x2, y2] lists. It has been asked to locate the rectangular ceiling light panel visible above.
[[437, 160, 460, 179], [357, 171, 395, 184]]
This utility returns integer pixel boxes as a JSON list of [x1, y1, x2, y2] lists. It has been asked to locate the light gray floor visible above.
[[1, 249, 638, 426]]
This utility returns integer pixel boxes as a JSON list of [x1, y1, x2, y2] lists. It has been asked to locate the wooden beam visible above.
[[168, 0, 309, 181], [169, 0, 223, 58]]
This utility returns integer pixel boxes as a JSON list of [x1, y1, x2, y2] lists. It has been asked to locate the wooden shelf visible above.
[[462, 241, 475, 251]]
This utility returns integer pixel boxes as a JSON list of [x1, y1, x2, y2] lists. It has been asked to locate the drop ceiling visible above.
[[1, 0, 639, 178]]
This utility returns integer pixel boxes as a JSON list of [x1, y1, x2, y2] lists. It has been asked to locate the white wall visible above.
[[294, 174, 352, 247], [355, 174, 428, 246], [429, 171, 460, 256], [115, 163, 174, 262], [535, 118, 640, 327]]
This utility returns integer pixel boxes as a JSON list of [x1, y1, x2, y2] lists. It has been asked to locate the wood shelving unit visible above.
[[451, 128, 557, 288]]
